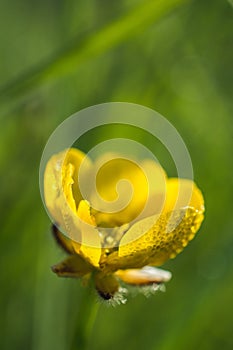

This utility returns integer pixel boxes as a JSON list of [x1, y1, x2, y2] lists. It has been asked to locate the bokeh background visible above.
[[0, 0, 232, 349]]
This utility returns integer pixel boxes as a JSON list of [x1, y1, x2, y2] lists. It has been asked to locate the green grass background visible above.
[[0, 0, 232, 349]]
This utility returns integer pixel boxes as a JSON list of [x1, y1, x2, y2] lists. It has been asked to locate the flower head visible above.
[[44, 148, 204, 302]]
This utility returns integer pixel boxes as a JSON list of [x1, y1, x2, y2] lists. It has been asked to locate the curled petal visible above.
[[44, 148, 93, 230], [72, 200, 102, 268], [44, 149, 102, 267]]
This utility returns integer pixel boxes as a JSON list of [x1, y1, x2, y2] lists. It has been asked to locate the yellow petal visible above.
[[103, 206, 204, 272], [132, 159, 167, 221], [72, 200, 102, 268], [163, 178, 204, 213], [61, 148, 92, 206], [91, 155, 166, 227], [44, 147, 92, 238], [44, 148, 102, 267], [44, 148, 92, 231]]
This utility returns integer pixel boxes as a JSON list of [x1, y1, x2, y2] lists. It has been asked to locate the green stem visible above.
[[70, 287, 100, 350], [84, 299, 100, 343]]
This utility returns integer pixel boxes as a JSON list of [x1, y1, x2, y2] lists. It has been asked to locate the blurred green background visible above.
[[0, 0, 232, 349]]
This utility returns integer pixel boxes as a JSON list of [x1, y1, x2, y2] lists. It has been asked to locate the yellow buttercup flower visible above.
[[44, 148, 204, 302]]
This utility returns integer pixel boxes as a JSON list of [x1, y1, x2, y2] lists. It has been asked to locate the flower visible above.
[[44, 148, 204, 302]]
